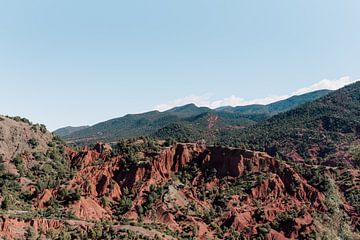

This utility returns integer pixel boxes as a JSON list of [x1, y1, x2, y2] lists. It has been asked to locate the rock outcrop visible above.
[[0, 141, 358, 239]]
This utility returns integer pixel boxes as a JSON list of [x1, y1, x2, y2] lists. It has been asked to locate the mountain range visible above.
[[219, 82, 360, 165], [55, 89, 331, 144]]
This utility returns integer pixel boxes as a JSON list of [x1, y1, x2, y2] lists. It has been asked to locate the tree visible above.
[[118, 196, 133, 215], [164, 138, 176, 147], [24, 227, 36, 240], [351, 145, 360, 166], [1, 196, 10, 210], [28, 138, 39, 149]]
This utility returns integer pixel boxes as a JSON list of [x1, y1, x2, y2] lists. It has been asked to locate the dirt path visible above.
[[113, 225, 177, 240]]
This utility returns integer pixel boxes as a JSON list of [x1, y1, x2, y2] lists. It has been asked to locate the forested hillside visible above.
[[60, 90, 330, 145], [218, 82, 360, 167]]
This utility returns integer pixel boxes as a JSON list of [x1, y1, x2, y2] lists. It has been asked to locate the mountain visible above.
[[61, 106, 255, 144], [216, 89, 332, 115], [60, 90, 331, 144], [218, 82, 360, 166], [54, 125, 89, 137], [165, 103, 211, 117], [154, 90, 331, 142]]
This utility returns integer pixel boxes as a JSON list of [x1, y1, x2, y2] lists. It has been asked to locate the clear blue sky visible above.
[[0, 1, 359, 130]]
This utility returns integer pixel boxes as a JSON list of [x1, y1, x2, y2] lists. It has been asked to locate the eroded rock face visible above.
[[68, 144, 326, 238], [0, 217, 92, 239], [1, 143, 358, 239], [0, 217, 63, 239], [0, 116, 52, 175], [201, 147, 277, 178], [71, 197, 110, 220]]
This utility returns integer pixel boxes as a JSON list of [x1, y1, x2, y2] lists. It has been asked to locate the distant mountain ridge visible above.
[[57, 89, 331, 144], [54, 126, 89, 137], [218, 82, 360, 166], [215, 89, 332, 115]]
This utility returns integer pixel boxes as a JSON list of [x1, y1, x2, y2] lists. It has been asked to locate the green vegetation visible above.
[[293, 164, 332, 192], [154, 122, 205, 143], [338, 171, 360, 213], [117, 194, 133, 215], [271, 209, 303, 232], [24, 226, 36, 240], [32, 221, 168, 240], [141, 184, 164, 216], [28, 138, 39, 149], [0, 136, 77, 219], [0, 161, 30, 211], [7, 116, 32, 125], [218, 82, 360, 165], [32, 144, 74, 193], [351, 144, 360, 167], [57, 188, 81, 205], [31, 123, 47, 134], [60, 90, 329, 144], [113, 137, 161, 173]]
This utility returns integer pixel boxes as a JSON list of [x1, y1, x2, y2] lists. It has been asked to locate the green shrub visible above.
[[1, 195, 11, 210], [28, 138, 39, 149], [351, 145, 360, 166], [57, 188, 81, 205], [24, 226, 36, 240], [117, 196, 133, 215]]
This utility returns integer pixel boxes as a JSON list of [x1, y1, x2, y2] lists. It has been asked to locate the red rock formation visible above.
[[4, 143, 356, 239], [35, 189, 54, 208], [267, 229, 289, 240], [71, 197, 109, 220], [61, 143, 329, 239]]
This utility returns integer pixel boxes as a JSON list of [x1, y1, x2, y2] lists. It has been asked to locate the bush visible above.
[[271, 209, 299, 231], [12, 155, 23, 166], [1, 195, 11, 210], [39, 124, 47, 133], [100, 196, 108, 207], [117, 196, 133, 215], [24, 226, 36, 240], [57, 188, 81, 204], [28, 138, 39, 149], [164, 138, 176, 147], [351, 145, 360, 166], [10, 116, 32, 125]]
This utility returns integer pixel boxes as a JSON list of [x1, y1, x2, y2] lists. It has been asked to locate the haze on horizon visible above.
[[0, 1, 359, 130]]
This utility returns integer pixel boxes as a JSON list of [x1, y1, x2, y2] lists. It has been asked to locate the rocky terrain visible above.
[[0, 116, 359, 239], [0, 116, 52, 176]]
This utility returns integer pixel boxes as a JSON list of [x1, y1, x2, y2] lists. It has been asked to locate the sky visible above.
[[0, 1, 359, 130]]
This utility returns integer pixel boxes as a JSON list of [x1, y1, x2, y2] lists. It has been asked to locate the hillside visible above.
[[0, 132, 358, 239], [54, 125, 89, 137], [0, 116, 53, 175], [62, 105, 255, 144], [60, 90, 330, 144], [216, 90, 331, 115], [218, 82, 360, 167]]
